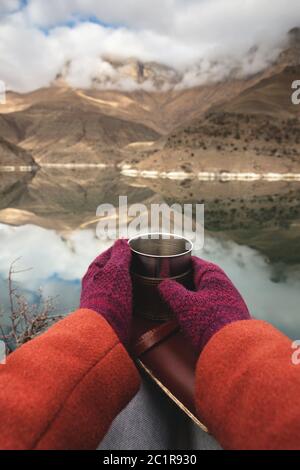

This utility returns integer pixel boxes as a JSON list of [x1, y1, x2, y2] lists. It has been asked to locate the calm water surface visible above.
[[0, 168, 300, 338]]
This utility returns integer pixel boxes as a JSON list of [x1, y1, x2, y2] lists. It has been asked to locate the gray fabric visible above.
[[98, 377, 221, 451]]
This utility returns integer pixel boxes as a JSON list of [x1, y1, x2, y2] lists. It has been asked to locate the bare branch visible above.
[[0, 260, 63, 353]]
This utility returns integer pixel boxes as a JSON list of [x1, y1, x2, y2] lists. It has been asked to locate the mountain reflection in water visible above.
[[0, 168, 300, 338]]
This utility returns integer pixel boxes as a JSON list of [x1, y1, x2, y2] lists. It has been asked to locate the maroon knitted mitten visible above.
[[80, 239, 132, 346], [159, 257, 251, 354]]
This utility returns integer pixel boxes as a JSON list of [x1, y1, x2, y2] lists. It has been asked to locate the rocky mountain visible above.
[[0, 90, 160, 165], [54, 57, 182, 91], [0, 64, 288, 167], [0, 27, 300, 169], [278, 27, 300, 67], [126, 63, 300, 175]]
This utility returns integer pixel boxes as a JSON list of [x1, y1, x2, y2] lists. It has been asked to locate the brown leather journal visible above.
[[131, 317, 208, 432]]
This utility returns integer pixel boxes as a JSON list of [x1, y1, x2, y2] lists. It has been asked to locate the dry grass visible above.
[[0, 258, 63, 354]]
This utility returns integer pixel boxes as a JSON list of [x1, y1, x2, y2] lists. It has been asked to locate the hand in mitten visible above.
[[159, 257, 251, 354], [80, 239, 132, 346]]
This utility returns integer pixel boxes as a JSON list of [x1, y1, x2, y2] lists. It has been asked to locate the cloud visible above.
[[0, 0, 22, 15], [24, 0, 179, 30], [195, 236, 300, 339], [0, 0, 299, 92], [0, 224, 111, 285]]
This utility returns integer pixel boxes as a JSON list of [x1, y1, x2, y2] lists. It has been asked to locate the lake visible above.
[[0, 167, 300, 339]]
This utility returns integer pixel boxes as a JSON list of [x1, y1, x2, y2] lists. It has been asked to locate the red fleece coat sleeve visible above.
[[195, 319, 300, 450], [0, 309, 140, 450]]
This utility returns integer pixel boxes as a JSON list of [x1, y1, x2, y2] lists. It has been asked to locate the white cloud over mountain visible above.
[[0, 0, 299, 92]]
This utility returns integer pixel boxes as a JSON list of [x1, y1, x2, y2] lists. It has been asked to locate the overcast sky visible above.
[[0, 0, 299, 92]]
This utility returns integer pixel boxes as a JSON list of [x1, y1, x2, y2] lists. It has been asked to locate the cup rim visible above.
[[128, 232, 193, 259]]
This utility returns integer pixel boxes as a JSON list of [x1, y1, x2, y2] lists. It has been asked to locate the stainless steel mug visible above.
[[129, 233, 193, 321]]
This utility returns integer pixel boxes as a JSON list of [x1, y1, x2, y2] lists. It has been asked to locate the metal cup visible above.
[[129, 233, 193, 321]]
